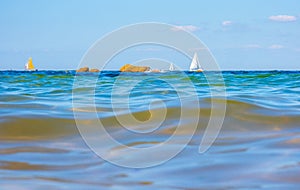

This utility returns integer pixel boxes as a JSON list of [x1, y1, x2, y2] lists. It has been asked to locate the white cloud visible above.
[[171, 25, 200, 32], [241, 44, 287, 50], [269, 15, 297, 22], [222, 20, 233, 26], [268, 44, 284, 49]]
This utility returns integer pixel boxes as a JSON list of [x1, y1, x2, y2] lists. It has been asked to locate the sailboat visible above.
[[189, 53, 203, 72], [169, 63, 175, 71], [25, 57, 36, 71]]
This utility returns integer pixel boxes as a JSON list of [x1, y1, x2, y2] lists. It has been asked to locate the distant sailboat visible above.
[[189, 53, 203, 72], [169, 63, 175, 71], [25, 57, 35, 71]]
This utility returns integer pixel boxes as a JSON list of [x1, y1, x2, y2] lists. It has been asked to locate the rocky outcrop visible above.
[[76, 67, 100, 72], [120, 64, 150, 72], [90, 68, 100, 72], [76, 67, 89, 72]]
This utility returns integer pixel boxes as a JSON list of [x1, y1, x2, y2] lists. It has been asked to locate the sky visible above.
[[0, 0, 299, 70]]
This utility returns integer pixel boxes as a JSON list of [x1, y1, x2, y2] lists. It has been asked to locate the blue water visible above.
[[0, 70, 299, 189]]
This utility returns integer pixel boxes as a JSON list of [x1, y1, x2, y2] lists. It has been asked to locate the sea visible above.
[[0, 70, 299, 190]]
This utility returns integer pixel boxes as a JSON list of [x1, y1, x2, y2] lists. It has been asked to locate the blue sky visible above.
[[0, 0, 299, 70]]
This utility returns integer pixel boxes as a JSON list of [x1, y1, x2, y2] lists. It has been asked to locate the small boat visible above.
[[25, 57, 36, 71], [189, 53, 203, 72], [145, 68, 167, 73], [150, 69, 161, 73], [169, 63, 175, 71]]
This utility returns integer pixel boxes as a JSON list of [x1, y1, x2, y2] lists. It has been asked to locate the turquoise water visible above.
[[0, 71, 300, 189]]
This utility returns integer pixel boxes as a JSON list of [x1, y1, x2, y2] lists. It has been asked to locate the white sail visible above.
[[189, 53, 202, 71], [169, 63, 175, 71]]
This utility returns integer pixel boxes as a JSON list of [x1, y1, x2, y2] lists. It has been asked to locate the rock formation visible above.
[[76, 67, 100, 72], [90, 68, 100, 72], [76, 67, 89, 72], [120, 64, 150, 72]]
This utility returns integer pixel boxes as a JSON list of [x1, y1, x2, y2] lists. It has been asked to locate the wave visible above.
[[1, 98, 299, 142]]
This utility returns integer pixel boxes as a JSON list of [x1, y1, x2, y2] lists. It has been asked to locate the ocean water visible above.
[[0, 70, 299, 189]]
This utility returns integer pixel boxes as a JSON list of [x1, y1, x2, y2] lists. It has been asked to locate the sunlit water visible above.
[[0, 71, 299, 189]]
